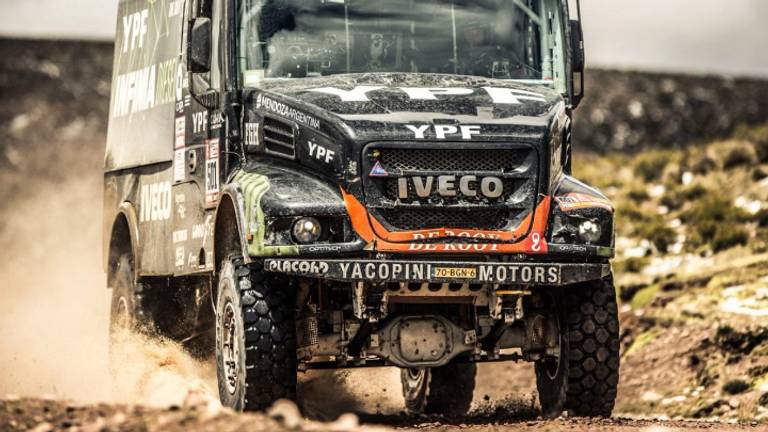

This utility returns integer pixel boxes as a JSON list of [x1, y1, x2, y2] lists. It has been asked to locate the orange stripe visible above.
[[341, 189, 551, 254]]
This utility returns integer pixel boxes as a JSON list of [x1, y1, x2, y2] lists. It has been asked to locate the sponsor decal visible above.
[[192, 111, 208, 134], [205, 140, 220, 205], [173, 149, 185, 183], [244, 122, 260, 146], [211, 112, 224, 130], [111, 58, 178, 118], [187, 251, 198, 268], [192, 215, 214, 240], [397, 175, 503, 199], [553, 244, 588, 253], [410, 230, 502, 241], [266, 260, 561, 284], [307, 86, 546, 104], [405, 124, 481, 140], [121, 9, 148, 53], [175, 193, 186, 219], [407, 242, 503, 252], [175, 246, 185, 267], [555, 193, 613, 212], [477, 264, 559, 284], [255, 94, 321, 129], [307, 140, 335, 164], [140, 181, 172, 222], [174, 117, 186, 149], [304, 244, 344, 253], [172, 229, 188, 243], [369, 160, 388, 177], [348, 160, 359, 176]]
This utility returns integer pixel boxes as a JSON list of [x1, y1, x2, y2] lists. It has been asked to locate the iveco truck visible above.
[[104, 0, 619, 417]]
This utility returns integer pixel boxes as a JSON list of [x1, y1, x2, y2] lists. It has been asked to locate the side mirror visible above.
[[569, 20, 585, 73], [188, 17, 212, 73], [569, 19, 585, 108]]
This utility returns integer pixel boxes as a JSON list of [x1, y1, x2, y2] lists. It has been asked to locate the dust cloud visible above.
[[0, 158, 217, 407], [0, 174, 111, 402]]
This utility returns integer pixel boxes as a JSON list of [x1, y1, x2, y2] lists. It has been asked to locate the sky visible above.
[[0, 0, 766, 77]]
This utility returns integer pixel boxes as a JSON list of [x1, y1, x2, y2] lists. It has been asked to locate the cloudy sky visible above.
[[1, 0, 766, 77]]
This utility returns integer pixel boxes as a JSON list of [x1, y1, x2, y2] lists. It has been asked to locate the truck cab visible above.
[[104, 0, 618, 417]]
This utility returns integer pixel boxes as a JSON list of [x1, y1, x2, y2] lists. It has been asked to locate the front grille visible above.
[[363, 144, 538, 233], [379, 208, 510, 230], [380, 148, 528, 172]]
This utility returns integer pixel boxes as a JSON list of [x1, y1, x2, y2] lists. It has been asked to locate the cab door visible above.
[[171, 0, 225, 276]]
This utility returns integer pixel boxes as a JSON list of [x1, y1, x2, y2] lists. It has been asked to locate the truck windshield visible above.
[[238, 0, 565, 85]]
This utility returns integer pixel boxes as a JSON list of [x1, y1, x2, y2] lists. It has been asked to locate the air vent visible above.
[[263, 116, 295, 159]]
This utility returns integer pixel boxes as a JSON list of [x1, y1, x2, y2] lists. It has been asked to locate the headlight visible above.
[[292, 217, 322, 244], [577, 220, 602, 244]]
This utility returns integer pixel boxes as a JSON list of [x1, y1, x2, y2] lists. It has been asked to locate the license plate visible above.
[[434, 267, 477, 279]]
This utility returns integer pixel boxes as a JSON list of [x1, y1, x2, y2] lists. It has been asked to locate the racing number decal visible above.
[[531, 232, 542, 252], [205, 139, 220, 205]]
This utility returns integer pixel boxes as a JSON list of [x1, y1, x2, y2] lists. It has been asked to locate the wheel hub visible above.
[[221, 301, 240, 395], [114, 296, 130, 330]]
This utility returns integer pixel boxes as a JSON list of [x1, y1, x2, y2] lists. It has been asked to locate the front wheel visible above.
[[215, 256, 297, 411], [535, 275, 620, 418]]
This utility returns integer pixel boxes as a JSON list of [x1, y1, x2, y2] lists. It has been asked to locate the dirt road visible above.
[[2, 397, 764, 432]]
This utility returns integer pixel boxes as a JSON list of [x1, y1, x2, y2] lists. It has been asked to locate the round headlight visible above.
[[292, 217, 322, 244], [577, 220, 602, 244]]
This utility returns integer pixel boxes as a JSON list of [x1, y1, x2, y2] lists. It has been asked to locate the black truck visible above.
[[104, 0, 618, 417]]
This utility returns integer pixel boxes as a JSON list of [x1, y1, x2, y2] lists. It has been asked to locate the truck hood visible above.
[[249, 73, 565, 142]]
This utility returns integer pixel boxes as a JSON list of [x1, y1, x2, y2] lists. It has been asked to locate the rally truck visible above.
[[104, 0, 619, 417]]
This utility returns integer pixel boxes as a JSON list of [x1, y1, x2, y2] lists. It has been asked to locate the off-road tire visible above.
[[563, 275, 620, 417], [215, 256, 297, 411], [536, 276, 620, 418], [109, 254, 149, 338], [401, 363, 476, 415]]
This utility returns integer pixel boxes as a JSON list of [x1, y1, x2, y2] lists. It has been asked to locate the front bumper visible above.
[[264, 258, 610, 285]]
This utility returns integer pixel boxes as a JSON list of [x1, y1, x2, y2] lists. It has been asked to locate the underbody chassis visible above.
[[264, 258, 610, 370]]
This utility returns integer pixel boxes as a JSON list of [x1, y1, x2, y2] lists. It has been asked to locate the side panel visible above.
[[104, 164, 175, 275], [105, 0, 184, 171], [103, 0, 185, 276]]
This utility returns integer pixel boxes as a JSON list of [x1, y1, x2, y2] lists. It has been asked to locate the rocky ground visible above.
[[2, 397, 765, 432], [573, 128, 768, 424], [3, 38, 768, 430]]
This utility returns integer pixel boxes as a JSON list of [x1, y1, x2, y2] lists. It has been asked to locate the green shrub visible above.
[[722, 379, 751, 395], [633, 151, 672, 182], [689, 153, 717, 175], [682, 193, 751, 252], [735, 123, 768, 163], [756, 209, 768, 228], [753, 165, 768, 181], [615, 257, 649, 274], [660, 184, 709, 211], [721, 141, 757, 170], [627, 187, 650, 202], [633, 214, 676, 253], [711, 225, 749, 252]]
